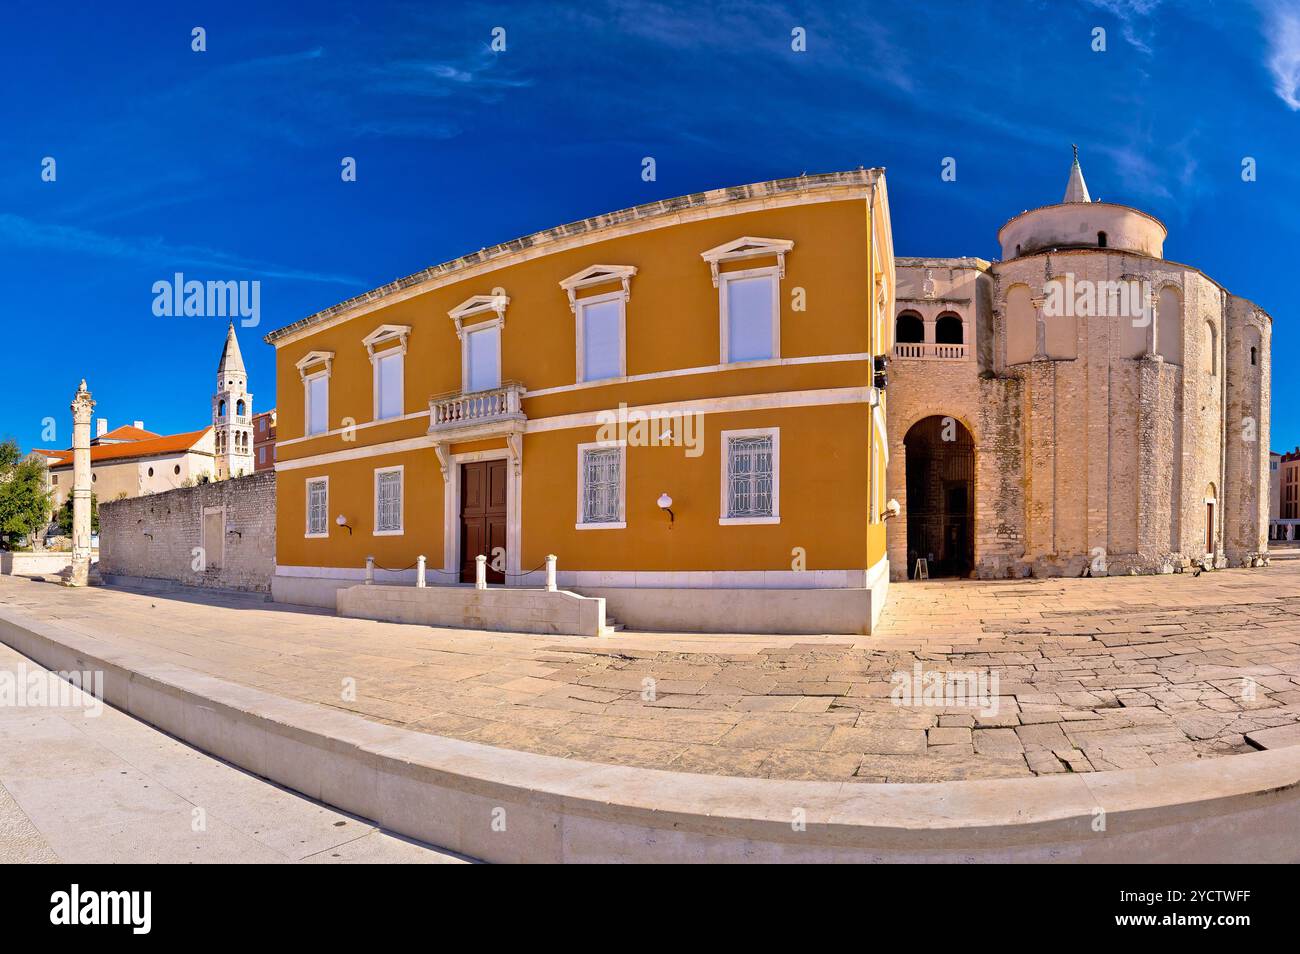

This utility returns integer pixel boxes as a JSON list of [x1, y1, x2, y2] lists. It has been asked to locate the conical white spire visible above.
[[1063, 144, 1092, 204], [216, 322, 246, 375]]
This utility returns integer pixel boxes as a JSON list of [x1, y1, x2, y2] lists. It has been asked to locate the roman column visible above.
[[68, 379, 95, 587]]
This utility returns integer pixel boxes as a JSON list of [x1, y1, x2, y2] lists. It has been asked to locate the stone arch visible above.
[[1156, 285, 1183, 365], [935, 312, 964, 344], [236, 399, 246, 417], [1204, 320, 1217, 375], [1005, 283, 1035, 365], [902, 415, 976, 579], [896, 311, 923, 344], [218, 399, 226, 418]]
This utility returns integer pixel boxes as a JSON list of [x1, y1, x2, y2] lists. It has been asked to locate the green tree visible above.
[[0, 439, 53, 550], [56, 492, 99, 536]]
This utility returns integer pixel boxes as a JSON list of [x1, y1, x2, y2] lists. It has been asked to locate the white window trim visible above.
[[363, 324, 411, 422], [559, 264, 636, 312], [373, 465, 404, 536], [576, 440, 627, 530], [719, 427, 780, 525], [300, 371, 327, 439], [461, 317, 503, 394], [296, 351, 334, 438], [575, 290, 627, 383], [449, 293, 509, 340], [305, 475, 330, 538], [719, 266, 781, 365], [700, 236, 793, 287]]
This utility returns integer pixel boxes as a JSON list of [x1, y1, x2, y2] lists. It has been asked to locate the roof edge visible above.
[[264, 169, 884, 346]]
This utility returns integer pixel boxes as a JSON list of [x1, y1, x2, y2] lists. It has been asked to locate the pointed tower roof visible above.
[[216, 322, 246, 375], [1063, 144, 1092, 204]]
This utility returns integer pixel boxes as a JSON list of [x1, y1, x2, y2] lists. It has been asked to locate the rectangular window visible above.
[[258, 447, 266, 464], [376, 351, 403, 419], [466, 324, 501, 392], [306, 478, 328, 537], [578, 296, 623, 382], [374, 467, 403, 534], [723, 272, 778, 363], [307, 375, 329, 435], [577, 444, 625, 528], [721, 429, 779, 524]]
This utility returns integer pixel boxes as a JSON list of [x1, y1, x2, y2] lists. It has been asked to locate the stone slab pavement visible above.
[[0, 641, 467, 863], [1, 561, 1298, 784]]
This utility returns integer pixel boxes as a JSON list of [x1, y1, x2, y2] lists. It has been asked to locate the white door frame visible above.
[[441, 447, 523, 584]]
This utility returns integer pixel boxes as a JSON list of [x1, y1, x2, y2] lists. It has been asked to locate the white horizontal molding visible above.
[[277, 388, 871, 471], [522, 352, 871, 399], [524, 387, 872, 435]]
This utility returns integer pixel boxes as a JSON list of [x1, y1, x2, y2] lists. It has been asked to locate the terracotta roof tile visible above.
[[46, 428, 211, 467]]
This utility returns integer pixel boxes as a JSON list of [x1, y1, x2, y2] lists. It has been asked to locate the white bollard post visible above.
[[416, 554, 426, 588], [545, 554, 557, 592], [365, 555, 375, 585], [475, 554, 487, 590]]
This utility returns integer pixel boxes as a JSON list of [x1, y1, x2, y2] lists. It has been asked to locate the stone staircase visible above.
[[601, 613, 626, 636]]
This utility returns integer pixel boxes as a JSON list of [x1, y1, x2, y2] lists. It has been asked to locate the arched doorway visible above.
[[904, 416, 975, 578]]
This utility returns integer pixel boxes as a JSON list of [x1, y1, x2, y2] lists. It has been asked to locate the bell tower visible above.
[[212, 322, 254, 479]]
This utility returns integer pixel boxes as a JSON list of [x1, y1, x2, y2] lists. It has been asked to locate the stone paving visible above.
[[1, 558, 1299, 783]]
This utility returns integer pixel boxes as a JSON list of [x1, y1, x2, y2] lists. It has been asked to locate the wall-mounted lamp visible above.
[[142, 529, 154, 540], [884, 498, 901, 520], [227, 528, 242, 539], [656, 492, 674, 528], [336, 514, 352, 535]]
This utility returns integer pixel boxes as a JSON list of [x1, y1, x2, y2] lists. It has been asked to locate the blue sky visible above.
[[2, 0, 1298, 452]]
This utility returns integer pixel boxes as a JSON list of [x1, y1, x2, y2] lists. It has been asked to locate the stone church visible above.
[[887, 152, 1271, 579]]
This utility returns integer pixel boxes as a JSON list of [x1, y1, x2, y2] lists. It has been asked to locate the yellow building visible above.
[[264, 171, 895, 633]]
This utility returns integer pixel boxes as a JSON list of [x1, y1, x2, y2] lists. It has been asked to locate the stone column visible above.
[[68, 379, 95, 587]]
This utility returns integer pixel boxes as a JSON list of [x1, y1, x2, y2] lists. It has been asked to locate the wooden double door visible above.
[[459, 460, 507, 583]]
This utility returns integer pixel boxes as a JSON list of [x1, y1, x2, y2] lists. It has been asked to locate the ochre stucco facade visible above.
[[265, 171, 895, 633]]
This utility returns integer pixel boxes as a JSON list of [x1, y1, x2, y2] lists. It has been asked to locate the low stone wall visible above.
[[99, 471, 275, 592], [3, 603, 1298, 863], [0, 551, 82, 577], [337, 584, 606, 637], [584, 586, 874, 635]]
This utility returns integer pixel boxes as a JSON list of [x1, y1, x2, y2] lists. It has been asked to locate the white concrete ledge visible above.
[[1, 605, 1297, 863], [337, 584, 606, 637]]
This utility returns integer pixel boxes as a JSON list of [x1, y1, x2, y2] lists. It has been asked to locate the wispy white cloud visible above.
[[0, 214, 364, 286], [1083, 0, 1165, 54], [1261, 0, 1300, 109]]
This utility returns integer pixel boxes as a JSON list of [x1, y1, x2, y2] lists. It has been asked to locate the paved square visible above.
[[2, 559, 1298, 783]]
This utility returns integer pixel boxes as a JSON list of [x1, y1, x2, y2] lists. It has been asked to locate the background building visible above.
[[253, 409, 277, 472], [888, 153, 1272, 578]]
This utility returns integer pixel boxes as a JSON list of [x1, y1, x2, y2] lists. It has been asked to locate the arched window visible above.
[[1097, 231, 1108, 248], [1204, 321, 1217, 375], [1250, 346, 1257, 366], [1006, 284, 1035, 365], [1156, 287, 1183, 365], [236, 399, 246, 417], [218, 399, 226, 417], [935, 313, 964, 344], [895, 312, 924, 344]]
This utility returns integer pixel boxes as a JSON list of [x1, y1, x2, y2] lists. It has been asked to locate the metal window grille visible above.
[[727, 436, 773, 517], [376, 471, 401, 531], [582, 449, 621, 523], [307, 480, 328, 534]]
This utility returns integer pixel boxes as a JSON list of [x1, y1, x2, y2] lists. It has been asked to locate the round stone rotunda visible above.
[[886, 150, 1271, 580]]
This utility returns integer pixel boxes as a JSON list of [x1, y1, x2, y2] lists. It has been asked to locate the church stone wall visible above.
[[889, 241, 1270, 580], [99, 471, 275, 592]]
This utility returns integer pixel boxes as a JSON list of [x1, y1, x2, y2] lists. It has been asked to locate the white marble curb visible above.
[[1, 605, 1297, 863]]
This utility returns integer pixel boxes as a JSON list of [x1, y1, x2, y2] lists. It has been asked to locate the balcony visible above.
[[428, 383, 526, 479], [429, 382, 526, 433], [894, 342, 967, 360]]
